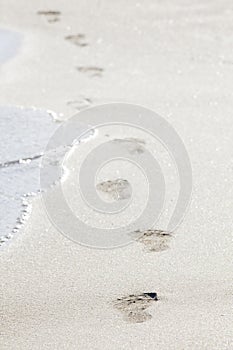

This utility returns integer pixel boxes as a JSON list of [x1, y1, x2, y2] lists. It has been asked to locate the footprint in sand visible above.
[[131, 229, 172, 252], [37, 10, 61, 23], [96, 179, 131, 201], [77, 66, 104, 77], [65, 34, 88, 47], [113, 138, 146, 154], [114, 293, 158, 323], [67, 97, 92, 111]]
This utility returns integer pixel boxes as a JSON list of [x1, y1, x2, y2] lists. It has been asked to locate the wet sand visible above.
[[0, 1, 233, 349]]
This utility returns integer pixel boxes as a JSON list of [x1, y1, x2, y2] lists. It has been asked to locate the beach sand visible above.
[[0, 0, 233, 349]]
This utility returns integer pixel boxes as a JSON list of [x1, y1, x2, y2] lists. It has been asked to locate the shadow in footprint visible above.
[[77, 66, 104, 77], [65, 34, 88, 47], [114, 293, 158, 323], [131, 229, 172, 252]]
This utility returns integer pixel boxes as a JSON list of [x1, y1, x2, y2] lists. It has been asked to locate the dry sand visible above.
[[0, 0, 233, 349]]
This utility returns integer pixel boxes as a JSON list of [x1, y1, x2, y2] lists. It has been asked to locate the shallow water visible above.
[[0, 106, 59, 245], [0, 106, 96, 246], [0, 29, 22, 63]]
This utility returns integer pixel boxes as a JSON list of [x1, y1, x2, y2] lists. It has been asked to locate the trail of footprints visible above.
[[37, 10, 104, 78], [98, 138, 172, 322], [96, 138, 173, 253], [35, 12, 170, 322]]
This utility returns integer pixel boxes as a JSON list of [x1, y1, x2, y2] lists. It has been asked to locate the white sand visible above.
[[0, 1, 233, 349]]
